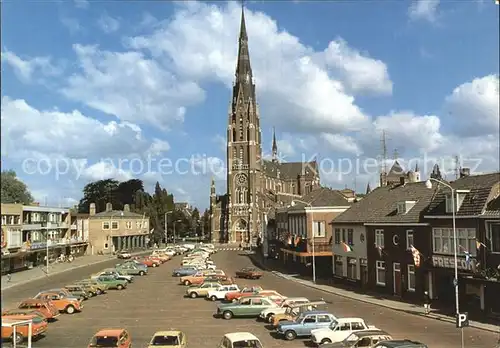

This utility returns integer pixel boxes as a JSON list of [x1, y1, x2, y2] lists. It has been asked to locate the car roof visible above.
[[301, 310, 331, 315], [377, 340, 427, 347], [224, 332, 259, 341], [351, 330, 389, 337], [336, 317, 365, 322], [95, 329, 125, 336], [284, 297, 309, 301], [152, 330, 181, 336]]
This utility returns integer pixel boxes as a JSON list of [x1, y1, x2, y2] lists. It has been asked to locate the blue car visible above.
[[277, 310, 336, 341], [172, 266, 199, 277]]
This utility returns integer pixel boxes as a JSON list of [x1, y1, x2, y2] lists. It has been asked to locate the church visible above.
[[210, 7, 320, 244]]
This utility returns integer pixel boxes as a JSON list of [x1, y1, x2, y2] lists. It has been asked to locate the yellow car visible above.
[[148, 330, 186, 348], [185, 282, 221, 298]]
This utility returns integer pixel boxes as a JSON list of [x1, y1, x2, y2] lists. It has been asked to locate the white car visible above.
[[310, 317, 377, 345], [217, 332, 263, 348], [182, 243, 196, 250], [163, 249, 176, 257], [207, 284, 240, 301], [259, 297, 310, 322]]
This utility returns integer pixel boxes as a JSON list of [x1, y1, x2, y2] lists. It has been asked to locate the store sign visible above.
[[30, 242, 47, 250], [432, 255, 476, 272]]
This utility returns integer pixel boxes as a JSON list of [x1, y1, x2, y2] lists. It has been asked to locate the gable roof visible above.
[[92, 210, 143, 218], [288, 187, 353, 211], [425, 172, 500, 217], [387, 160, 405, 179], [332, 181, 436, 224], [262, 160, 318, 180]]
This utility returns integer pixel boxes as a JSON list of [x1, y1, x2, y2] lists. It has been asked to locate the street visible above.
[[1, 251, 498, 347]]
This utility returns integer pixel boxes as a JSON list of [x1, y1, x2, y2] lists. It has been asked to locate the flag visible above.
[[341, 242, 353, 252], [410, 245, 421, 267], [294, 236, 300, 246], [476, 239, 487, 250], [376, 245, 383, 258], [464, 251, 471, 265], [287, 235, 292, 245]]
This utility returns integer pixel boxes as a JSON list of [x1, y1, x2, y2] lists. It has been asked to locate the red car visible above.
[[139, 258, 160, 268], [147, 255, 164, 264]]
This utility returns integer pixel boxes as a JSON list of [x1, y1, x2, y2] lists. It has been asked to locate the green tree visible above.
[[0, 170, 33, 204], [77, 179, 120, 213], [116, 179, 144, 206]]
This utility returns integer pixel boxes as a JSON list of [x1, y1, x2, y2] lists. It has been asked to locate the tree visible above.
[[116, 179, 144, 206], [78, 179, 119, 213], [201, 209, 211, 240], [1, 170, 33, 204]]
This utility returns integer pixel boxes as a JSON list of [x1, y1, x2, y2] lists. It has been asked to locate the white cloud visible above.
[[212, 134, 226, 152], [1, 50, 62, 83], [190, 155, 226, 181], [444, 74, 499, 137], [60, 16, 83, 34], [97, 14, 120, 33], [320, 133, 362, 155], [408, 0, 440, 22], [61, 44, 205, 129], [74, 0, 89, 9], [81, 161, 133, 182], [147, 139, 171, 156], [276, 139, 296, 157]]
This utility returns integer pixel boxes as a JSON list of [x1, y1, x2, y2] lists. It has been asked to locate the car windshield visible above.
[[32, 316, 44, 324], [329, 320, 338, 329], [233, 339, 263, 348], [90, 336, 118, 347], [151, 335, 179, 345]]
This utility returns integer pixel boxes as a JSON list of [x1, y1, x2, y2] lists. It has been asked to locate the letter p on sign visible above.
[[456, 312, 469, 328]]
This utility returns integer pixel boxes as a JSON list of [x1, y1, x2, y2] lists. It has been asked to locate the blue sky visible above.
[[1, 0, 499, 210]]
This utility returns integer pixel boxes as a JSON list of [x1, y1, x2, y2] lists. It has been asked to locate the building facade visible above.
[[88, 203, 149, 254], [210, 8, 319, 244], [424, 171, 500, 318]]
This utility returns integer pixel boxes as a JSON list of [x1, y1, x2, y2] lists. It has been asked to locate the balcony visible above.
[[22, 223, 42, 231]]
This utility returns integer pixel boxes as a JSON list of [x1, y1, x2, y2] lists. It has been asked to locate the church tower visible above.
[[226, 5, 262, 244]]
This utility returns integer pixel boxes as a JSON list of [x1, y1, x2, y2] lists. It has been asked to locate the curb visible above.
[[2, 251, 150, 291], [249, 255, 499, 334], [216, 248, 243, 251]]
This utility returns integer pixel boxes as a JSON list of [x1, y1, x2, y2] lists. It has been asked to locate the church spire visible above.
[[235, 3, 252, 85], [272, 127, 278, 163]]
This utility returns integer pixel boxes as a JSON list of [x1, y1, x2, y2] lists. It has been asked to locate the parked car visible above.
[[140, 257, 160, 268], [92, 268, 134, 283], [322, 330, 392, 348], [271, 301, 327, 327], [148, 255, 166, 264], [276, 310, 337, 340], [207, 284, 240, 301], [94, 275, 128, 290], [172, 266, 199, 277], [147, 330, 187, 348], [116, 250, 132, 259], [235, 267, 263, 279], [64, 284, 91, 300], [34, 291, 83, 314], [72, 282, 98, 297], [229, 289, 286, 304], [218, 332, 262, 348], [1, 314, 48, 344], [120, 260, 149, 271], [372, 340, 428, 348], [76, 279, 109, 294], [180, 270, 225, 286], [2, 309, 47, 321], [224, 286, 263, 302], [259, 297, 310, 322], [88, 329, 131, 348], [116, 263, 147, 276], [185, 282, 221, 298], [311, 317, 378, 345], [216, 296, 279, 320], [16, 299, 60, 320], [193, 275, 233, 286]]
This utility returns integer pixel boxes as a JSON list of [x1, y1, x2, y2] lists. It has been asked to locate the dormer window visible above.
[[445, 190, 469, 213], [397, 201, 416, 214]]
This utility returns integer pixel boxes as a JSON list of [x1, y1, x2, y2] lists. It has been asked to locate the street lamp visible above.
[[173, 219, 182, 244], [425, 178, 463, 348], [165, 211, 173, 245], [247, 208, 252, 248], [290, 199, 316, 284]]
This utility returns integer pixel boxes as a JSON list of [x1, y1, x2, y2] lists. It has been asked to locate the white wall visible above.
[[331, 224, 367, 279]]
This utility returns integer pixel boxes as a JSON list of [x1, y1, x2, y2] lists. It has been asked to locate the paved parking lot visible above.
[[2, 251, 499, 347]]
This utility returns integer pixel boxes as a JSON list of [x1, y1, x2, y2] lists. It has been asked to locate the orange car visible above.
[[148, 255, 165, 264], [2, 309, 47, 321], [139, 258, 160, 267], [224, 286, 263, 302], [88, 329, 131, 348], [1, 314, 48, 344], [229, 290, 286, 304], [180, 270, 226, 286], [189, 275, 234, 286], [16, 299, 60, 320], [34, 291, 83, 314]]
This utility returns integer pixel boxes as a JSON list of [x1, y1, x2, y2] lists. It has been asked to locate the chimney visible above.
[[105, 202, 112, 212], [460, 167, 470, 178], [90, 203, 96, 216], [124, 204, 130, 212], [400, 176, 406, 185]]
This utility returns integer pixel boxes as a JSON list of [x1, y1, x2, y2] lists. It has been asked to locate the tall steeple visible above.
[[272, 127, 278, 163], [235, 4, 253, 95]]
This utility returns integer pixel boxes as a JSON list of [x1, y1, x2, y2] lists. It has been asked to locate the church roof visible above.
[[262, 160, 318, 180], [387, 160, 405, 178], [288, 187, 353, 211]]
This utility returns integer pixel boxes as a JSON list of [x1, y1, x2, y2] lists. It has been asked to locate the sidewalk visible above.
[[1, 250, 150, 291], [249, 253, 500, 334]]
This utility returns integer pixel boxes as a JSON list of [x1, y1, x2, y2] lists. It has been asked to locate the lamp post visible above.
[[290, 199, 316, 284], [247, 208, 252, 249], [173, 219, 182, 244], [425, 178, 463, 348], [165, 211, 173, 245]]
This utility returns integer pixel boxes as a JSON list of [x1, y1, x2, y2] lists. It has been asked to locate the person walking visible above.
[[423, 291, 431, 314]]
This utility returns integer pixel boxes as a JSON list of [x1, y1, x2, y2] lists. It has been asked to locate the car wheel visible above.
[[210, 295, 217, 301], [117, 284, 124, 290], [139, 271, 145, 276], [152, 263, 157, 267], [174, 272, 181, 277], [190, 292, 198, 298], [321, 338, 332, 344], [96, 288, 103, 295], [266, 313, 274, 322], [232, 298, 237, 303], [284, 330, 296, 341], [66, 305, 76, 314], [12, 332, 24, 344], [184, 280, 191, 286], [223, 310, 233, 320]]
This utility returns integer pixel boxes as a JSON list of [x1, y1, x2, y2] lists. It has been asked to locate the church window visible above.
[[232, 114, 236, 123], [239, 124, 243, 139], [233, 148, 237, 160], [247, 128, 250, 141], [232, 129, 236, 142], [239, 148, 244, 163]]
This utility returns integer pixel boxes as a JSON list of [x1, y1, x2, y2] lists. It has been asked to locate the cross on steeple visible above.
[[272, 127, 278, 163]]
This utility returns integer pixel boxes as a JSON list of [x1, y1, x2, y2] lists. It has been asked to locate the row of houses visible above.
[[264, 165, 500, 319], [1, 202, 150, 274]]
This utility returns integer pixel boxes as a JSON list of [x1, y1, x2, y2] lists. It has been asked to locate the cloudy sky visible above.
[[1, 0, 499, 209]]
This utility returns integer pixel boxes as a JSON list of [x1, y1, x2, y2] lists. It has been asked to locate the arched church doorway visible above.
[[233, 219, 248, 243]]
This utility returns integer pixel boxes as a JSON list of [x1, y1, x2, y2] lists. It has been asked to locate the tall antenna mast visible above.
[[381, 130, 388, 176], [454, 155, 460, 179], [393, 148, 399, 160]]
